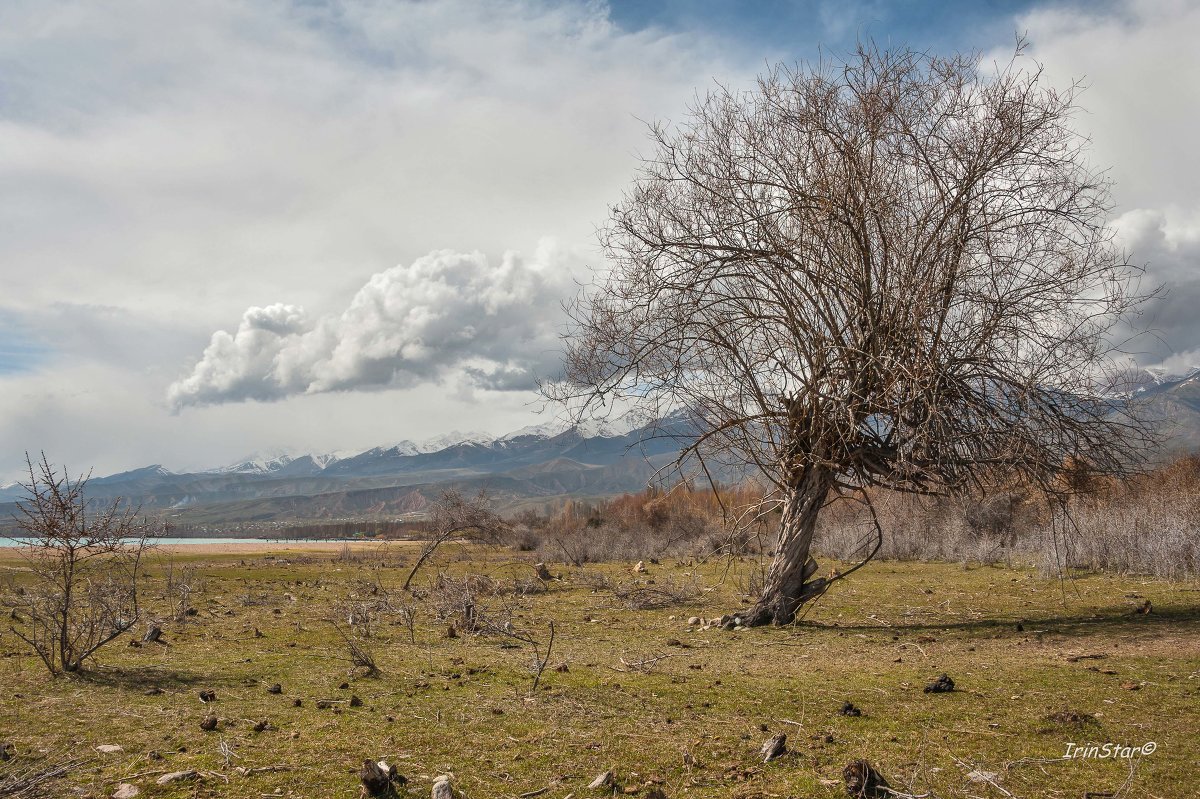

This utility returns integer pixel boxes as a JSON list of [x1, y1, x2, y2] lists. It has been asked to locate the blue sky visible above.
[[0, 0, 1197, 479], [607, 0, 1050, 55]]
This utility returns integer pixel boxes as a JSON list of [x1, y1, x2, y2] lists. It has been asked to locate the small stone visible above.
[[338, 682, 350, 690], [156, 770, 199, 786], [838, 701, 863, 717], [267, 683, 282, 694], [96, 744, 124, 754], [112, 784, 139, 799], [687, 616, 701, 626], [199, 715, 218, 731], [432, 774, 454, 799], [966, 770, 999, 784], [350, 695, 363, 707], [633, 561, 647, 573]]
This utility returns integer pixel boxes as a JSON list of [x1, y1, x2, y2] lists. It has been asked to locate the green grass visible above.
[[1, 544, 1198, 798]]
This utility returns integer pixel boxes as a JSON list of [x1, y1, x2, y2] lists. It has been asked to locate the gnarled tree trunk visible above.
[[747, 467, 832, 626]]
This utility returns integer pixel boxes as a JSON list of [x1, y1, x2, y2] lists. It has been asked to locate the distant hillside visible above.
[[0, 417, 693, 525], [4, 374, 1200, 528]]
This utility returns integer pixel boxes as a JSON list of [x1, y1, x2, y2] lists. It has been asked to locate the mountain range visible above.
[[0, 416, 694, 526], [5, 367, 1200, 528]]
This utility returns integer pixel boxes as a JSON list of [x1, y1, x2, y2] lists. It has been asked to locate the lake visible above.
[[0, 536, 339, 547]]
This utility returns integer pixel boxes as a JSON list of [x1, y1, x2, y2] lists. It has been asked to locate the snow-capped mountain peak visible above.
[[210, 449, 300, 475], [414, 430, 495, 452], [499, 421, 572, 441]]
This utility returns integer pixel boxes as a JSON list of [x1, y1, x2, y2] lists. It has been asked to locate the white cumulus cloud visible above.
[[168, 243, 578, 409]]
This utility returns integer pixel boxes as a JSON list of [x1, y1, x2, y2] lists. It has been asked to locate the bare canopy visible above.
[[549, 42, 1152, 625]]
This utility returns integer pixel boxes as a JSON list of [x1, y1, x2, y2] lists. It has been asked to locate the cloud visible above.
[[1110, 208, 1200, 366], [168, 243, 578, 409], [1017, 0, 1200, 368], [0, 0, 749, 479]]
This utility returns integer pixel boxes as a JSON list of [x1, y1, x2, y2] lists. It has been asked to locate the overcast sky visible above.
[[1, 0, 1197, 480]]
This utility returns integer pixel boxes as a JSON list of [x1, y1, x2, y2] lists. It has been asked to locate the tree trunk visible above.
[[747, 468, 832, 626]]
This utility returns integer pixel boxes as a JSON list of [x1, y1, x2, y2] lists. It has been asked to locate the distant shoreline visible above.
[[0, 536, 413, 553]]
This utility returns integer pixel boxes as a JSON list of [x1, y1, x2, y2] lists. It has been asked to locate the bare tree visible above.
[[9, 454, 161, 673], [548, 42, 1153, 625], [402, 490, 509, 591]]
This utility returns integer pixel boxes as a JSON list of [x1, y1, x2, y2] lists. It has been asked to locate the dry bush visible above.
[[9, 455, 163, 675], [1038, 463, 1200, 579], [808, 458, 1200, 581], [328, 619, 378, 677], [419, 574, 502, 633], [580, 570, 701, 610]]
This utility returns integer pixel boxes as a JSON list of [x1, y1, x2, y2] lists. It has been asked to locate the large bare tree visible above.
[[549, 43, 1152, 626]]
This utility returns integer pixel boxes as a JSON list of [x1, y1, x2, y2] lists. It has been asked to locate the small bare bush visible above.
[[8, 454, 162, 675], [581, 571, 701, 610], [329, 618, 378, 677]]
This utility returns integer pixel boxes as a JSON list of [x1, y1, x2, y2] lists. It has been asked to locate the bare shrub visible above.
[[403, 491, 508, 590], [329, 618, 378, 677], [170, 565, 203, 622], [580, 570, 701, 610], [8, 454, 162, 675], [420, 574, 496, 633]]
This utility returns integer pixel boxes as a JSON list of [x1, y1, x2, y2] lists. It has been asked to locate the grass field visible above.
[[1, 543, 1198, 799]]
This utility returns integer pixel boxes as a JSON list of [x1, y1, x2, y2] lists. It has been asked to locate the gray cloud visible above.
[[168, 243, 576, 409], [1110, 208, 1200, 367], [1018, 2, 1200, 369]]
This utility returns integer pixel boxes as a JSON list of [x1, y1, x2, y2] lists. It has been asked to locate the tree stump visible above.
[[924, 674, 955, 693], [760, 733, 787, 762], [588, 770, 614, 790], [359, 760, 402, 798], [843, 760, 890, 798]]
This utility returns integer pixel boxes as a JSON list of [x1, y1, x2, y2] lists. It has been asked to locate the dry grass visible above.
[[0, 543, 1197, 798]]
